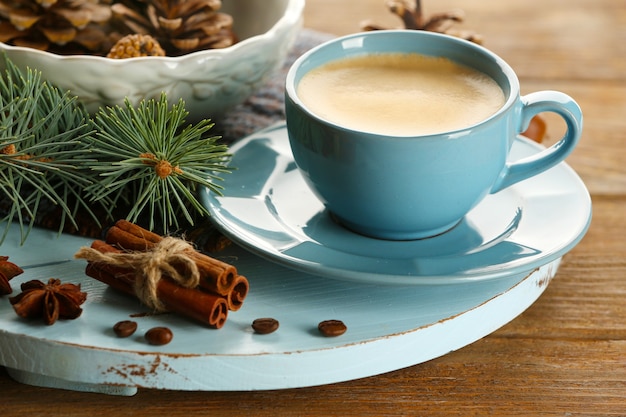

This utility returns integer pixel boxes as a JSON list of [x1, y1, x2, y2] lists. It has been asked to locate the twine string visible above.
[[75, 237, 200, 311]]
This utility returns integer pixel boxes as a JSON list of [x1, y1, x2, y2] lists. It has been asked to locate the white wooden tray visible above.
[[0, 222, 560, 396]]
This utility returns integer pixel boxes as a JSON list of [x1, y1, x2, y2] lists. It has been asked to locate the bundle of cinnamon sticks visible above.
[[76, 220, 248, 329]]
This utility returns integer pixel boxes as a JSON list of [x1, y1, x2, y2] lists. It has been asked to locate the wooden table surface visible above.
[[2, 0, 625, 415]]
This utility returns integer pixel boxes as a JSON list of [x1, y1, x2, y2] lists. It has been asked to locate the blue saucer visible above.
[[200, 122, 591, 285]]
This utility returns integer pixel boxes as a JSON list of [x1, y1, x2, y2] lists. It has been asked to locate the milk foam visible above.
[[297, 53, 505, 136]]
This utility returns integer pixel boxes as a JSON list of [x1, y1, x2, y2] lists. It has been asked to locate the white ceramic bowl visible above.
[[0, 0, 304, 122]]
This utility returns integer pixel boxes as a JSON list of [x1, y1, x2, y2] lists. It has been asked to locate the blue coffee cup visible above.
[[285, 30, 582, 240]]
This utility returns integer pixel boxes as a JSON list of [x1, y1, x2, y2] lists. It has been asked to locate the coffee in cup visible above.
[[297, 53, 506, 136], [285, 30, 583, 240]]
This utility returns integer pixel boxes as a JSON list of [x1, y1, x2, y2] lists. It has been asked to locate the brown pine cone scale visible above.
[[107, 33, 166, 58], [0, 0, 113, 54]]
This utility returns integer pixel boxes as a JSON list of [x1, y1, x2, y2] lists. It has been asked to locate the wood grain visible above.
[[2, 0, 625, 415]]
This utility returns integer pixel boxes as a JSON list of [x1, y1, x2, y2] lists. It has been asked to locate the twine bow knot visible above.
[[75, 237, 200, 311]]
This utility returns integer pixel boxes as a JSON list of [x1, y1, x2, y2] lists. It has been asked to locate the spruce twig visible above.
[[0, 54, 104, 244], [86, 93, 231, 234], [0, 55, 231, 242]]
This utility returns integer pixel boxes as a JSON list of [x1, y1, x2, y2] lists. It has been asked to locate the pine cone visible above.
[[110, 0, 237, 56], [107, 33, 165, 58], [361, 0, 483, 44], [0, 0, 114, 55]]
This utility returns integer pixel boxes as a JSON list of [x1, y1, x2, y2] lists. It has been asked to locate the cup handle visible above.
[[491, 91, 583, 193]]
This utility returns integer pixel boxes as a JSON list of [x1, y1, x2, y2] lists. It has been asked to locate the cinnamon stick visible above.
[[87, 237, 248, 311], [107, 220, 240, 296], [85, 241, 229, 329], [85, 260, 135, 295], [522, 115, 547, 143], [114, 218, 162, 244], [226, 274, 249, 312]]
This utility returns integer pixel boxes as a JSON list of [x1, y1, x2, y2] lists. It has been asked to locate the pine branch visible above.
[[86, 93, 231, 234], [0, 54, 107, 244], [1, 54, 233, 242]]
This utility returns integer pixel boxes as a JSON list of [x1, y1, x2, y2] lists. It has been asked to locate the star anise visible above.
[[9, 278, 87, 325], [0, 256, 24, 295], [361, 0, 483, 44]]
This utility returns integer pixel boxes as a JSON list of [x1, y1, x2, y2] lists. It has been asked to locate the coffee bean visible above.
[[252, 317, 279, 334], [145, 326, 173, 345], [318, 319, 347, 337], [113, 320, 137, 338]]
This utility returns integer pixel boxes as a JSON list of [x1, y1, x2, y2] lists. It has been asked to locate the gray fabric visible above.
[[215, 29, 333, 143]]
